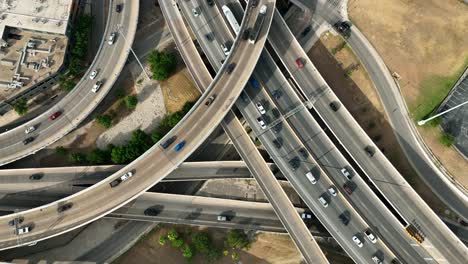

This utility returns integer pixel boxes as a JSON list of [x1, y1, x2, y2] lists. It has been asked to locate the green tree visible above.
[[207, 247, 222, 261], [69, 153, 86, 163], [226, 230, 250, 249], [167, 228, 179, 241], [111, 145, 128, 164], [231, 252, 239, 261], [147, 50, 177, 80], [181, 244, 195, 260], [13, 98, 28, 115], [95, 115, 112, 128], [59, 75, 76, 92], [87, 148, 109, 164], [151, 130, 162, 144], [55, 146, 68, 156], [125, 95, 138, 110], [171, 238, 184, 248], [159, 235, 167, 246], [192, 232, 211, 254]]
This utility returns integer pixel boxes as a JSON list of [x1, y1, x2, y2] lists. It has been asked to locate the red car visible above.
[[296, 58, 304, 68], [50, 111, 62, 120]]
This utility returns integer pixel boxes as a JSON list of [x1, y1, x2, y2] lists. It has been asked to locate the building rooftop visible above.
[[0, 0, 72, 37]]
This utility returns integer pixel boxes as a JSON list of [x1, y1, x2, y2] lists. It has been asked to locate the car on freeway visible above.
[[334, 21, 352, 37], [339, 211, 350, 225], [205, 32, 214, 41], [115, 4, 123, 13], [288, 157, 300, 170], [192, 7, 200, 17], [329, 101, 339, 112], [341, 167, 352, 180], [251, 0, 259, 7], [301, 212, 312, 219], [249, 78, 260, 89], [372, 255, 383, 264], [272, 123, 282, 133], [318, 195, 328, 208], [364, 146, 375, 157], [217, 215, 229, 221], [256, 117, 266, 129], [271, 108, 280, 119], [205, 95, 216, 106], [271, 89, 282, 99], [226, 63, 236, 74], [364, 229, 377, 243], [8, 216, 24, 226], [352, 235, 363, 247], [144, 206, 162, 216], [29, 173, 44, 180], [221, 43, 230, 56], [328, 186, 337, 196], [272, 138, 282, 148], [305, 171, 317, 184], [206, 0, 214, 6], [108, 32, 116, 45], [298, 147, 308, 159], [57, 203, 73, 213], [343, 182, 354, 195], [109, 179, 121, 188], [242, 28, 250, 40], [89, 70, 98, 80], [22, 137, 34, 145], [301, 25, 311, 36], [92, 80, 103, 93], [120, 171, 134, 182], [50, 111, 62, 120], [296, 58, 304, 69], [16, 225, 31, 235], [256, 102, 266, 114], [174, 141, 186, 151], [161, 136, 177, 149], [25, 125, 35, 134], [240, 91, 249, 102]]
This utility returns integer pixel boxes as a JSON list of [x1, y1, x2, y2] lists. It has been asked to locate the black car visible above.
[[301, 26, 311, 37], [272, 89, 282, 99], [22, 137, 34, 145], [298, 148, 308, 159], [205, 32, 214, 41], [251, 0, 259, 7], [29, 173, 44, 180], [161, 136, 177, 149], [206, 0, 214, 6], [226, 63, 236, 74], [364, 146, 375, 157], [240, 91, 249, 102], [272, 123, 282, 133], [271, 108, 281, 119], [242, 28, 251, 40], [288, 157, 300, 170], [8, 216, 24, 226], [329, 102, 339, 112], [58, 203, 73, 213], [144, 206, 162, 216], [116, 4, 123, 13], [334, 21, 352, 37], [339, 211, 350, 225], [343, 182, 354, 195], [272, 138, 282, 149]]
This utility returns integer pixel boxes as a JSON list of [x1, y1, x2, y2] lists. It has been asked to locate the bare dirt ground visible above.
[[308, 32, 450, 215], [347, 0, 468, 187], [161, 67, 201, 114]]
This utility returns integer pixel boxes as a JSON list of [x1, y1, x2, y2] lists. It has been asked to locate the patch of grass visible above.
[[439, 132, 455, 147], [411, 58, 468, 121]]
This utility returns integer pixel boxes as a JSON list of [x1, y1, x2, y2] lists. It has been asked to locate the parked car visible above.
[[92, 80, 103, 93], [256, 102, 266, 114], [205, 95, 216, 106], [57, 203, 73, 213], [256, 117, 266, 129], [50, 111, 62, 120], [296, 58, 304, 68], [352, 235, 363, 248], [161, 136, 177, 149], [29, 173, 44, 180], [89, 70, 98, 80], [22, 137, 34, 145], [364, 229, 377, 243], [25, 126, 35, 134], [174, 141, 186, 151]]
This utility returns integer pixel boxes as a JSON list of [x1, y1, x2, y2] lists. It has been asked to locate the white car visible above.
[[16, 226, 30, 235], [256, 117, 266, 129], [89, 70, 98, 80], [256, 102, 266, 114], [328, 186, 337, 196], [352, 235, 363, 248], [192, 7, 200, 17], [217, 215, 227, 221], [371, 255, 383, 264], [305, 171, 317, 184], [364, 229, 377, 243], [92, 81, 103, 93], [108, 32, 116, 45], [341, 167, 352, 180], [25, 126, 35, 134], [301, 213, 312, 219], [120, 171, 133, 182], [318, 195, 328, 208]]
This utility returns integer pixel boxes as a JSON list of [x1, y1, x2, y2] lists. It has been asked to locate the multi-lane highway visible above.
[[0, 0, 272, 250]]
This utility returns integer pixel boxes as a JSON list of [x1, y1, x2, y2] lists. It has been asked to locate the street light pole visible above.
[[418, 100, 468, 126], [116, 24, 151, 80]]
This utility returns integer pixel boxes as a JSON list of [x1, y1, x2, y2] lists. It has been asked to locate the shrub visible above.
[[159, 235, 167, 246], [96, 115, 112, 128], [125, 95, 138, 110], [226, 230, 250, 249], [148, 50, 177, 80], [439, 132, 455, 147], [87, 148, 109, 164], [69, 153, 86, 163], [171, 238, 184, 248], [13, 98, 28, 115], [56, 146, 68, 156], [181, 244, 195, 260], [167, 228, 179, 241], [192, 232, 211, 254]]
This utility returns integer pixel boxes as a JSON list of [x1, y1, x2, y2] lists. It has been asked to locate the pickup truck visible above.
[[109, 171, 134, 188]]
